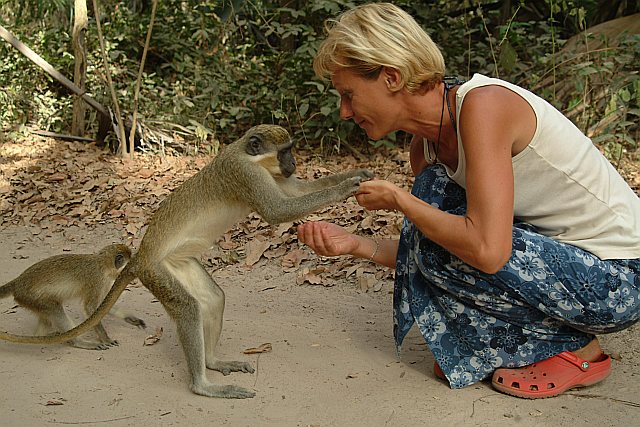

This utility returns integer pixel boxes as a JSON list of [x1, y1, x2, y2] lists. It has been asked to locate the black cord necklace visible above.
[[426, 76, 465, 163]]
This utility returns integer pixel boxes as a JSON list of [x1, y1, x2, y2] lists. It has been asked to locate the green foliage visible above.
[[0, 24, 74, 132], [0, 0, 637, 160]]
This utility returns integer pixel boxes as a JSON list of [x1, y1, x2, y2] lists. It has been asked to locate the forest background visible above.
[[0, 2, 639, 425], [0, 0, 638, 166]]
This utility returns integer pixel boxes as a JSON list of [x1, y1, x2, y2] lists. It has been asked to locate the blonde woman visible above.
[[297, 3, 639, 398]]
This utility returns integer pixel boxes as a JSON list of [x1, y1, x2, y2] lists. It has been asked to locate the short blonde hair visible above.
[[314, 3, 446, 93]]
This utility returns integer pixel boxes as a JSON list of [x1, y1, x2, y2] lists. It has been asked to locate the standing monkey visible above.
[[0, 244, 145, 350], [0, 125, 373, 398]]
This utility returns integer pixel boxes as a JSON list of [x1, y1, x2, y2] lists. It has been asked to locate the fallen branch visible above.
[[29, 129, 94, 142]]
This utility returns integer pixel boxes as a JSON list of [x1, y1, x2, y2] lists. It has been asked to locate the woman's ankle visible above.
[[573, 338, 602, 362]]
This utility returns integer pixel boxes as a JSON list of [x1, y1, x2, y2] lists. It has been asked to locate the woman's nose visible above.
[[339, 98, 353, 120]]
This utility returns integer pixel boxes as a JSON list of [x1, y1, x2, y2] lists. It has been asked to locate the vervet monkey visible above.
[[1, 124, 373, 398], [0, 244, 145, 350]]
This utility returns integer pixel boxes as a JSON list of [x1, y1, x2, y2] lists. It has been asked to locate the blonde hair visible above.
[[314, 3, 445, 93]]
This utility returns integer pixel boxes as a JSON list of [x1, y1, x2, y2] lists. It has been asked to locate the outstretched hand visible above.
[[297, 221, 359, 257]]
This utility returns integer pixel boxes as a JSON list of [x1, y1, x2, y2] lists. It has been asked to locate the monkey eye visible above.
[[115, 254, 127, 268]]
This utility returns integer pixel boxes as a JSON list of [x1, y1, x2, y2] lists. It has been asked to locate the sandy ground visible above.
[[0, 224, 638, 427]]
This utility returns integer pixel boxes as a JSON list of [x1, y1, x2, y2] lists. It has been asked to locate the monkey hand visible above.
[[95, 339, 119, 350], [337, 175, 365, 196], [124, 316, 147, 329], [350, 168, 375, 180], [70, 338, 119, 350]]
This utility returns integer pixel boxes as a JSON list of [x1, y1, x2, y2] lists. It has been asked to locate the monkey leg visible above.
[[190, 261, 254, 376], [34, 315, 54, 335], [84, 297, 120, 348], [147, 264, 255, 399], [46, 303, 111, 350]]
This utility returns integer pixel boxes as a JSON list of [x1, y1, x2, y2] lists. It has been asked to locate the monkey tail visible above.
[[0, 279, 16, 299], [0, 257, 139, 345]]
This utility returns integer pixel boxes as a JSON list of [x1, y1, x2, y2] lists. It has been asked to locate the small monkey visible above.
[[0, 244, 145, 350], [0, 124, 373, 398]]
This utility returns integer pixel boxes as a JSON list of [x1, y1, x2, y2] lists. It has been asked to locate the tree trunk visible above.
[[72, 0, 88, 136]]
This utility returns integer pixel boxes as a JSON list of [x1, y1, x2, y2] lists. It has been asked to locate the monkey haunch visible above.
[[6, 124, 373, 398], [0, 244, 145, 350]]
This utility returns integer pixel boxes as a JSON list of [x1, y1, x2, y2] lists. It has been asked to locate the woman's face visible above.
[[331, 67, 399, 140]]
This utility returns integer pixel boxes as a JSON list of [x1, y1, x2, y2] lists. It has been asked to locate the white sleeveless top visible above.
[[433, 73, 640, 260]]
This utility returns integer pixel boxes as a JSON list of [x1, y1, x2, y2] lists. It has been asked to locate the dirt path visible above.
[[0, 224, 638, 427]]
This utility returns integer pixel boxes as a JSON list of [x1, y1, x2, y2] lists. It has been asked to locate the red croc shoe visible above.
[[492, 351, 611, 399], [434, 362, 446, 381]]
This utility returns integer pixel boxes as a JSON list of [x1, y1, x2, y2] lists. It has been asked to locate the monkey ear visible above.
[[114, 254, 127, 269], [246, 136, 263, 156]]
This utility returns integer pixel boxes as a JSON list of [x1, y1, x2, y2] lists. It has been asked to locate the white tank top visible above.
[[433, 73, 640, 260]]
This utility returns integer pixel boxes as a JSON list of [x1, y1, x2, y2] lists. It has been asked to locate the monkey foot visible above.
[[192, 383, 256, 399], [70, 339, 119, 350], [207, 360, 255, 375]]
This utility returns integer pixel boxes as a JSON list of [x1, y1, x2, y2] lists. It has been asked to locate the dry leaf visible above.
[[282, 248, 308, 270], [144, 327, 163, 346], [243, 342, 273, 354], [357, 274, 378, 292], [245, 239, 271, 266], [273, 222, 293, 237]]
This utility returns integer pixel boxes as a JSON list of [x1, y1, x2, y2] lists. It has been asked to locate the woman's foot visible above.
[[491, 339, 611, 399]]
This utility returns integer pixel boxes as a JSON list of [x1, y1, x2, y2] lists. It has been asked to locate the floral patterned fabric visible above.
[[394, 165, 640, 389]]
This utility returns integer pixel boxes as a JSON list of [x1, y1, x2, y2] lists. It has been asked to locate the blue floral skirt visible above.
[[394, 165, 640, 389]]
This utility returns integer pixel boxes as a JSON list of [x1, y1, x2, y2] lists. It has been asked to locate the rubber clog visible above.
[[492, 351, 611, 399], [434, 362, 446, 381]]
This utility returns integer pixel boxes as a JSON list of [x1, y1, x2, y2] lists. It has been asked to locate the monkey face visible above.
[[244, 125, 297, 178], [277, 143, 296, 178]]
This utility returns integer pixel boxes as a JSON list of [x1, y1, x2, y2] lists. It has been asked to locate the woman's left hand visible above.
[[355, 179, 405, 211]]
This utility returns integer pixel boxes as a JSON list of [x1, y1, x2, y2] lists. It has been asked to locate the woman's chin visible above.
[[360, 124, 383, 141]]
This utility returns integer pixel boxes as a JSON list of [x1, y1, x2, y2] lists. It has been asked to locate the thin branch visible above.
[[91, 0, 127, 156], [475, 1, 499, 78], [49, 415, 135, 424], [497, 4, 522, 47], [128, 0, 158, 158]]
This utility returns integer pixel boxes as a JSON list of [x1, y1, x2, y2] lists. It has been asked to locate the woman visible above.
[[297, 3, 640, 398]]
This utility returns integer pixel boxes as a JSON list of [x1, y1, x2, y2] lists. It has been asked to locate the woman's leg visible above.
[[393, 165, 639, 389]]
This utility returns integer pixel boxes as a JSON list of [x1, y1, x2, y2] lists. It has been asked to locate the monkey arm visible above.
[[251, 176, 362, 224], [109, 306, 146, 328], [279, 169, 373, 196]]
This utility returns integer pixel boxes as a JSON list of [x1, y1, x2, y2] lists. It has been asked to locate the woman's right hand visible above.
[[297, 221, 359, 257]]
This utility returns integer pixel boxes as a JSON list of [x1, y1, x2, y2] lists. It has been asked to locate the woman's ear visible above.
[[382, 66, 402, 91]]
